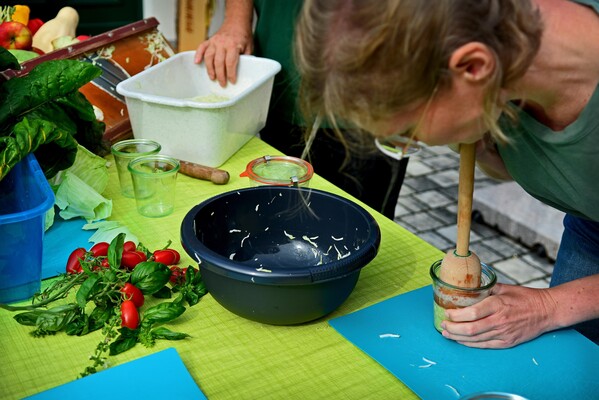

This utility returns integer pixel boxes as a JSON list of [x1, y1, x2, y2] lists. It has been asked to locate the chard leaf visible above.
[[0, 47, 19, 71], [0, 58, 106, 181], [0, 59, 101, 126]]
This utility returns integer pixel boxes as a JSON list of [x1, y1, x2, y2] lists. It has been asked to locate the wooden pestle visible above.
[[178, 160, 230, 185], [439, 143, 482, 288]]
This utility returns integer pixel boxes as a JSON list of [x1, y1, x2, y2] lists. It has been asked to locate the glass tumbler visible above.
[[111, 139, 161, 198], [430, 259, 497, 332], [128, 155, 180, 218]]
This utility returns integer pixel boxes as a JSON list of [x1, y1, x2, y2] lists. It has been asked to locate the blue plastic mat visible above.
[[26, 348, 206, 399], [329, 285, 599, 400], [42, 216, 92, 279]]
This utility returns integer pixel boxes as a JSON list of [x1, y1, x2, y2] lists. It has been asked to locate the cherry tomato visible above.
[[66, 248, 86, 274], [169, 266, 198, 286], [100, 258, 110, 269], [89, 242, 109, 257], [120, 300, 139, 329], [153, 249, 181, 265], [121, 250, 147, 270], [169, 266, 184, 286], [120, 283, 145, 308], [123, 241, 137, 253]]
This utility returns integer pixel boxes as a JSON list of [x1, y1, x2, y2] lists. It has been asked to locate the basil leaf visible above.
[[151, 327, 190, 341], [109, 335, 138, 356], [152, 286, 172, 299], [35, 304, 79, 332], [142, 302, 185, 324], [130, 262, 171, 295], [76, 274, 101, 309], [108, 232, 126, 271], [89, 306, 113, 332], [14, 311, 42, 326]]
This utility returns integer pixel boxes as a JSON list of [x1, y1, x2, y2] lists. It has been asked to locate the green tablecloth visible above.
[[0, 137, 443, 399]]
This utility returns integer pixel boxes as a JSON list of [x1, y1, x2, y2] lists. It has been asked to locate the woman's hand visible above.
[[441, 283, 558, 348], [194, 0, 254, 86]]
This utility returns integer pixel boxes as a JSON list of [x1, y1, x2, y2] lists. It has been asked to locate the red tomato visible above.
[[27, 18, 44, 36], [100, 258, 110, 269], [89, 242, 109, 257], [153, 249, 180, 265], [169, 266, 184, 286], [123, 241, 137, 253], [120, 300, 139, 329], [66, 248, 86, 274], [121, 250, 147, 270], [120, 283, 145, 308], [169, 266, 198, 285]]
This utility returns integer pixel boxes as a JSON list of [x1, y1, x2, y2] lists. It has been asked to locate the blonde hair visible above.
[[295, 0, 543, 143]]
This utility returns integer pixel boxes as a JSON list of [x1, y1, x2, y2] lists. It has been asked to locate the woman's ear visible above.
[[449, 42, 495, 82]]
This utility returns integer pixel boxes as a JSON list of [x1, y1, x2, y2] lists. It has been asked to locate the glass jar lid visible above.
[[240, 155, 314, 186]]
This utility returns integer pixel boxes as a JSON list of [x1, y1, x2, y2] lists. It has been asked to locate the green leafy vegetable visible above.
[[0, 47, 107, 180]]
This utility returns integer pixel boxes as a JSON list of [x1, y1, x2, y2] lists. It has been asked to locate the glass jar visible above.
[[430, 259, 497, 332], [240, 155, 314, 187]]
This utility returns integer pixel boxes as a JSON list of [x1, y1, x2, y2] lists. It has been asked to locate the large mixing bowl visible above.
[[180, 186, 381, 325]]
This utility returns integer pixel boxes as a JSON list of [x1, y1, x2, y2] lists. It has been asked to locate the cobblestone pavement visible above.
[[393, 145, 555, 288]]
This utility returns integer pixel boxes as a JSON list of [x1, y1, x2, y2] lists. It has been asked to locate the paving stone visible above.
[[422, 155, 460, 170], [435, 224, 482, 245], [413, 190, 454, 209], [404, 176, 440, 192], [493, 257, 546, 283], [405, 159, 433, 177], [468, 242, 504, 265], [483, 236, 527, 258], [521, 254, 555, 275], [439, 186, 458, 201], [428, 170, 460, 188], [424, 145, 455, 156], [398, 184, 415, 197], [397, 220, 419, 235], [417, 231, 453, 252], [394, 202, 412, 218], [495, 269, 518, 285], [427, 207, 457, 225], [398, 196, 427, 213], [473, 181, 564, 260], [401, 212, 446, 233], [471, 221, 500, 239]]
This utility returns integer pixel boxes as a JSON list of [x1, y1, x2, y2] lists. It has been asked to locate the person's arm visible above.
[[195, 0, 254, 86], [441, 274, 599, 348]]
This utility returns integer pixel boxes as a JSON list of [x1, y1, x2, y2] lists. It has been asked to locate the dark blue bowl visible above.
[[181, 186, 380, 325]]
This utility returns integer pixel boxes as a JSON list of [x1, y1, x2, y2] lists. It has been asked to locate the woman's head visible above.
[[295, 0, 543, 145]]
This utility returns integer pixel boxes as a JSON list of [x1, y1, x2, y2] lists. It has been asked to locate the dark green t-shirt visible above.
[[498, 0, 599, 221], [253, 0, 304, 125]]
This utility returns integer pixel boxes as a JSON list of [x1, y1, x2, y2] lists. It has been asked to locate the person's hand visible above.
[[440, 283, 558, 348], [194, 24, 253, 87]]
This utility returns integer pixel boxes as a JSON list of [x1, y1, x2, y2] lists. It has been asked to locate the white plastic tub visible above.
[[116, 51, 281, 167]]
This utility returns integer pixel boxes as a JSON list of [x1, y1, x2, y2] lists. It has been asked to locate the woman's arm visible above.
[[195, 0, 254, 86], [441, 274, 599, 348]]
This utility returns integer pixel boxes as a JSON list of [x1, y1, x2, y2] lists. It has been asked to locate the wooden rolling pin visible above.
[[178, 160, 230, 185], [439, 143, 482, 288]]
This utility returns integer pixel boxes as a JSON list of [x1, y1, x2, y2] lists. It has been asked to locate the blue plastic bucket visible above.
[[0, 154, 55, 303]]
